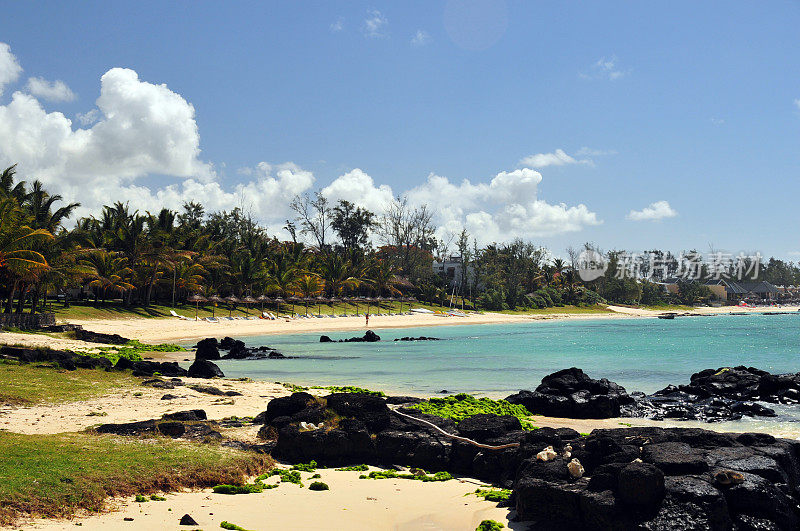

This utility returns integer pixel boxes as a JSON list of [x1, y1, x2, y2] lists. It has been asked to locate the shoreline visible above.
[[57, 304, 800, 344]]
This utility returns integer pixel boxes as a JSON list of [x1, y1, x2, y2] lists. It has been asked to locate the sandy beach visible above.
[[52, 304, 800, 345], [18, 468, 514, 531]]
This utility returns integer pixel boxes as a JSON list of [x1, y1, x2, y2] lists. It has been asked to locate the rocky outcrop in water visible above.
[[505, 367, 793, 423], [319, 330, 381, 343], [393, 336, 440, 341], [505, 368, 635, 419], [194, 336, 286, 360], [620, 366, 800, 422]]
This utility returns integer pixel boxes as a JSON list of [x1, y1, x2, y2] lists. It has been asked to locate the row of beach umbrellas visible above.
[[186, 293, 417, 318]]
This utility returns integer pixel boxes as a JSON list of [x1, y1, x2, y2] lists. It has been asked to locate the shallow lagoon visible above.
[[210, 313, 800, 398]]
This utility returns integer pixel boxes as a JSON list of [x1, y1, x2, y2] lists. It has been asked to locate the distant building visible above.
[[659, 278, 779, 302], [432, 255, 475, 289]]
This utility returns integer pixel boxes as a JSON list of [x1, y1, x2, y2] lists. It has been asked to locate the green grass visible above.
[[476, 519, 505, 531], [50, 300, 438, 321], [359, 469, 454, 482], [471, 488, 511, 503], [309, 481, 329, 491], [640, 304, 695, 311], [0, 432, 271, 524], [220, 521, 253, 531], [0, 361, 138, 405], [409, 393, 537, 429], [493, 304, 613, 315]]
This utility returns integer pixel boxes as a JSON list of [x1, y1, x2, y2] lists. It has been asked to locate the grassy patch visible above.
[[309, 481, 329, 491], [0, 432, 272, 524], [409, 393, 536, 429], [494, 304, 612, 315], [471, 488, 511, 503], [212, 484, 265, 495], [335, 464, 369, 471], [359, 469, 454, 482], [220, 522, 252, 531], [311, 385, 386, 397], [290, 460, 319, 472], [0, 361, 138, 405], [476, 519, 505, 531]]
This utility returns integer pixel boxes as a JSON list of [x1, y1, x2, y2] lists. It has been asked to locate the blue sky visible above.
[[2, 1, 800, 259]]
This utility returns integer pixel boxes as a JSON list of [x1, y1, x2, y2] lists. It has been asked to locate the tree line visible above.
[[2, 164, 799, 315]]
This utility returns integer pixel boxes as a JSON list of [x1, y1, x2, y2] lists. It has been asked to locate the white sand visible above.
[[0, 331, 118, 352], [67, 310, 629, 344], [0, 377, 288, 436], [17, 468, 514, 531]]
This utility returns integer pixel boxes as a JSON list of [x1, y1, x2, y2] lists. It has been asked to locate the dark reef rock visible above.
[[179, 514, 198, 526], [131, 360, 187, 378], [188, 384, 240, 396], [194, 338, 220, 360], [320, 330, 382, 343], [506, 368, 634, 419], [187, 359, 224, 379], [162, 409, 207, 421], [507, 367, 789, 424], [73, 328, 130, 345], [457, 414, 522, 443], [393, 336, 440, 341]]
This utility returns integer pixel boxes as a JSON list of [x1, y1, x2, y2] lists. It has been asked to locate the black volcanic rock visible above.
[[187, 359, 224, 378], [194, 338, 220, 360], [505, 368, 634, 419]]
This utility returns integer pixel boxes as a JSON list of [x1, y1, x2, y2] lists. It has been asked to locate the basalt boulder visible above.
[[457, 413, 522, 443], [187, 359, 224, 379], [131, 360, 187, 378], [254, 392, 318, 424], [506, 368, 634, 419], [194, 338, 220, 360]]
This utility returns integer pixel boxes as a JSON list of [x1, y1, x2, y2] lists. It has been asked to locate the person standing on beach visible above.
[[365, 313, 370, 327]]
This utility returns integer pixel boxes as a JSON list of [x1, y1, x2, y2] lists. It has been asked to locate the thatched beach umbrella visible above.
[[257, 294, 271, 313], [187, 293, 206, 320], [242, 295, 257, 315], [208, 294, 224, 317], [272, 296, 285, 317], [329, 297, 342, 316], [288, 295, 301, 316], [315, 295, 329, 316], [225, 295, 240, 317], [365, 296, 376, 316]]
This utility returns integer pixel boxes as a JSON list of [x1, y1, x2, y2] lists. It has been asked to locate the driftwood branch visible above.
[[388, 406, 521, 450]]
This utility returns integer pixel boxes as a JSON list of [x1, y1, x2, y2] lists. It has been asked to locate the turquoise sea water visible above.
[[208, 313, 800, 398]]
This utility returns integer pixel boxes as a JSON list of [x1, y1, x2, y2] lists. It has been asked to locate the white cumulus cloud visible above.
[[76, 108, 99, 125], [322, 167, 600, 243], [0, 49, 602, 244], [330, 17, 344, 32], [363, 9, 388, 38], [582, 55, 628, 81], [0, 43, 22, 96], [26, 77, 76, 102], [411, 30, 431, 46], [627, 200, 677, 221], [519, 149, 590, 168]]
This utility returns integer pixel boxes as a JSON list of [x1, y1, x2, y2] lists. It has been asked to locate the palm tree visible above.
[[81, 250, 135, 305], [368, 259, 402, 298], [294, 273, 324, 315], [0, 165, 27, 203], [318, 252, 360, 297], [24, 180, 81, 233], [0, 197, 53, 313]]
